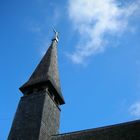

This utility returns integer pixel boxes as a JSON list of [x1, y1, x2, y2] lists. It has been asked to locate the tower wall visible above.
[[8, 90, 60, 140]]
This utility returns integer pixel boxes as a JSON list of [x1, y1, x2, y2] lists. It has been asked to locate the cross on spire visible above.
[[52, 27, 59, 42]]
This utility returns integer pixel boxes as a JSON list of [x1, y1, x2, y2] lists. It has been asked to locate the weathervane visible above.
[[52, 27, 59, 42]]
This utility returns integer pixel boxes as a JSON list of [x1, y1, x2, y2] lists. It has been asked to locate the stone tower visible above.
[[8, 31, 65, 140]]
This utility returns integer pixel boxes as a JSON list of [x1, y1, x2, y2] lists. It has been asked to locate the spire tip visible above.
[[52, 27, 59, 42]]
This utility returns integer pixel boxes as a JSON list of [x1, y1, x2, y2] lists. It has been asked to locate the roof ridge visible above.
[[51, 119, 140, 137]]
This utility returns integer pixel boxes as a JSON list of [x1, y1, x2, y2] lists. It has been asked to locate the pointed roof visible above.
[[20, 32, 65, 105]]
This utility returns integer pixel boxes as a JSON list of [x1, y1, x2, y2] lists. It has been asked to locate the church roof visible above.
[[19, 35, 65, 105], [50, 120, 140, 140]]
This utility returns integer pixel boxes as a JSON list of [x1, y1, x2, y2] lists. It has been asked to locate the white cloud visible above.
[[68, 0, 140, 64], [129, 101, 140, 118]]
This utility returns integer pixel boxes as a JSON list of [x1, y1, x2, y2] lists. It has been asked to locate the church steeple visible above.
[[8, 31, 65, 140], [20, 30, 65, 105]]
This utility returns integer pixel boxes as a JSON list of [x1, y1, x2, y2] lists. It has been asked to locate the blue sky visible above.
[[0, 0, 140, 139]]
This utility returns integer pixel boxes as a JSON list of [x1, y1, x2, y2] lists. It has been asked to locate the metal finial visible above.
[[52, 27, 59, 42]]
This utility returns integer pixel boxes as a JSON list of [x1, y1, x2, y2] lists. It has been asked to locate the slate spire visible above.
[[20, 30, 65, 105]]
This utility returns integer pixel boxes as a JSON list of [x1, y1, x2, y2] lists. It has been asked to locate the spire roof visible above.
[[20, 32, 65, 105]]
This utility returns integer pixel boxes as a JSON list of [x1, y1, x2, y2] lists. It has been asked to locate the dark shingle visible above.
[[19, 39, 65, 105], [50, 120, 140, 140]]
